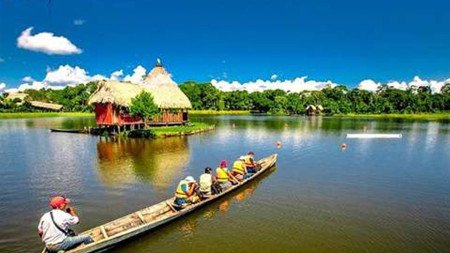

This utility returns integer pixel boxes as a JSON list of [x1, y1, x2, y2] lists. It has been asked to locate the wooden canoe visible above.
[[50, 129, 86, 134], [41, 153, 277, 253]]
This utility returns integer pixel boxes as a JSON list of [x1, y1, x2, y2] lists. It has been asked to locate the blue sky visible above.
[[1, 0, 450, 91]]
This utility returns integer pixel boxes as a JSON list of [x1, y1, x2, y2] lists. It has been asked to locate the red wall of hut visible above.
[[94, 103, 186, 126]]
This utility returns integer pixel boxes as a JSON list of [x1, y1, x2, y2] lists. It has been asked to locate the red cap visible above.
[[49, 196, 70, 209], [220, 160, 228, 167]]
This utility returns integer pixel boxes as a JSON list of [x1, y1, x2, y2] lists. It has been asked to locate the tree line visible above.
[[0, 82, 98, 112], [1, 80, 450, 115], [179, 81, 450, 114]]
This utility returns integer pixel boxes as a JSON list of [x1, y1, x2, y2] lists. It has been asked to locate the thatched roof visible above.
[[306, 104, 323, 111], [5, 92, 28, 101], [88, 80, 142, 107], [29, 101, 63, 111], [88, 61, 192, 109]]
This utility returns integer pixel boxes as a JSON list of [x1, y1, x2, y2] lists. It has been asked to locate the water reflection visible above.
[[96, 137, 190, 190], [0, 117, 95, 131], [217, 184, 258, 214]]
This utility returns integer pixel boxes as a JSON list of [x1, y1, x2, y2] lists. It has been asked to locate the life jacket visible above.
[[175, 180, 191, 198], [232, 160, 245, 175], [244, 155, 254, 166], [216, 167, 229, 182]]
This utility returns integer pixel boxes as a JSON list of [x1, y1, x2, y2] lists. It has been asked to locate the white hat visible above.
[[185, 176, 196, 183], [239, 156, 246, 160]]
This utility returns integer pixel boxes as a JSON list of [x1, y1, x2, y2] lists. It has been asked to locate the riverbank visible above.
[[335, 112, 450, 121], [189, 110, 250, 115], [0, 112, 93, 119], [0, 111, 249, 119], [2, 111, 450, 122]]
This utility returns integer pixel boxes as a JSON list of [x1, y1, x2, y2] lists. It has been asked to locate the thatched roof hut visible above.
[[88, 60, 192, 126], [88, 80, 143, 107], [306, 104, 323, 116], [5, 92, 28, 102], [89, 60, 192, 109], [143, 60, 192, 109]]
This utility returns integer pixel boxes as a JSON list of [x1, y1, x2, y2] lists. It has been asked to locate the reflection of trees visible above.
[[96, 137, 190, 190]]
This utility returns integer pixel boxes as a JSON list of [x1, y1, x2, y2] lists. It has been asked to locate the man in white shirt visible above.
[[38, 196, 93, 252], [199, 167, 214, 195], [199, 167, 222, 195]]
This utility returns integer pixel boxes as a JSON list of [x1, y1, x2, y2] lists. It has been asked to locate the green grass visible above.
[[0, 112, 94, 119], [150, 122, 214, 137], [335, 112, 450, 121], [189, 110, 251, 115], [127, 122, 215, 138]]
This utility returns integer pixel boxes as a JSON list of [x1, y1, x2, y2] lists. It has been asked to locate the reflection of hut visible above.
[[88, 60, 192, 128], [29, 101, 63, 111], [305, 104, 323, 116], [96, 137, 190, 189]]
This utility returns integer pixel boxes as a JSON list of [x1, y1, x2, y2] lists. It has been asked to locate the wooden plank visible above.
[[100, 226, 109, 239], [166, 201, 178, 213], [136, 211, 146, 224]]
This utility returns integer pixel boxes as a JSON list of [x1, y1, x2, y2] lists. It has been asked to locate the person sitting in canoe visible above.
[[174, 176, 200, 207], [216, 160, 238, 190], [231, 156, 248, 181], [199, 167, 222, 196], [244, 151, 259, 173], [38, 196, 94, 253]]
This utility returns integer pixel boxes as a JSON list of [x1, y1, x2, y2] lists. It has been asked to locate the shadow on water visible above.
[[96, 137, 190, 191], [108, 167, 277, 253]]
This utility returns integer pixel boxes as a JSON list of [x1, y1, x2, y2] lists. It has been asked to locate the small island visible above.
[[58, 60, 214, 138]]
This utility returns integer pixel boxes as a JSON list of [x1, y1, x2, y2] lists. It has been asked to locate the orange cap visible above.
[[49, 196, 70, 209]]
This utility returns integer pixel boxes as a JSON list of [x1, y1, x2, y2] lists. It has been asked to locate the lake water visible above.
[[0, 115, 449, 253]]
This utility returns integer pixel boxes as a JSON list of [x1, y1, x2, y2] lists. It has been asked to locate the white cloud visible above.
[[17, 27, 82, 55], [358, 76, 448, 93], [270, 74, 278, 80], [110, 70, 124, 80], [7, 65, 109, 92], [16, 81, 46, 91], [211, 76, 338, 93], [6, 65, 151, 92], [73, 19, 86, 26], [123, 65, 147, 84], [22, 76, 35, 83], [358, 79, 381, 92], [386, 81, 408, 90], [91, 74, 107, 81], [0, 82, 6, 92], [44, 65, 91, 86]]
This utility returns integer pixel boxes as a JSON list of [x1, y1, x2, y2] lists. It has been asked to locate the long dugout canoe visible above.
[[41, 153, 278, 253]]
